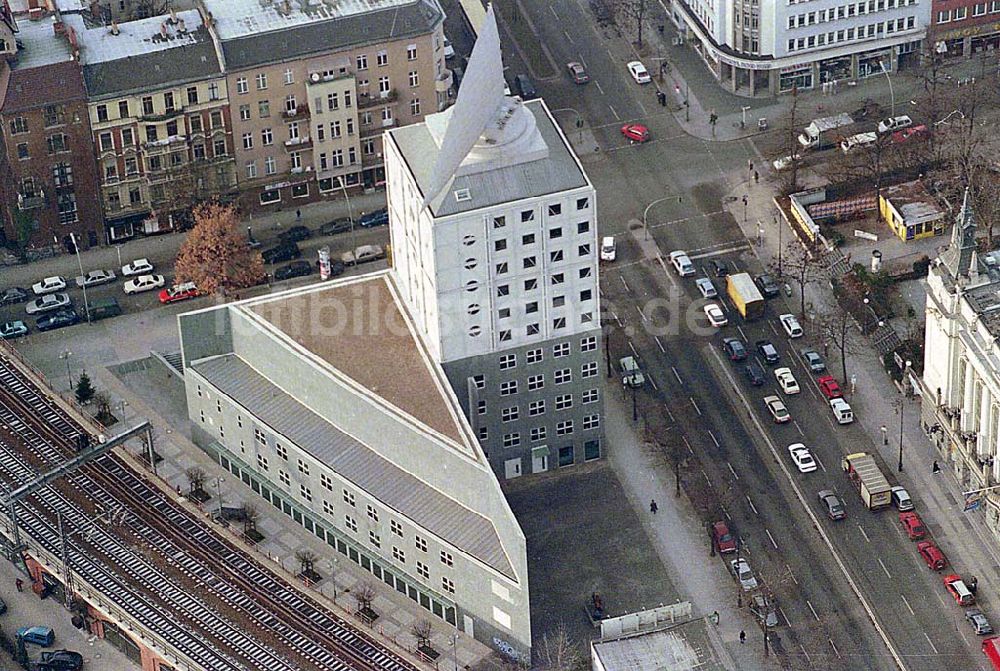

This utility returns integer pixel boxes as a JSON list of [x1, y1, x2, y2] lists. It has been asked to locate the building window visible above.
[[297, 458, 310, 475], [583, 388, 599, 404], [527, 348, 543, 364], [527, 374, 544, 391], [42, 104, 64, 127], [582, 361, 598, 378], [390, 519, 403, 537], [495, 239, 508, 252], [501, 406, 519, 422], [278, 469, 290, 486], [473, 374, 486, 389], [500, 380, 518, 396], [581, 336, 597, 352], [256, 72, 268, 90], [377, 50, 388, 66], [442, 577, 455, 594], [264, 156, 276, 175], [96, 105, 108, 122], [551, 273, 565, 285], [548, 203, 562, 216], [367, 504, 379, 522], [187, 86, 199, 104], [416, 560, 429, 579], [47, 134, 67, 154], [261, 128, 273, 145], [550, 250, 564, 263], [500, 354, 516, 370], [407, 44, 418, 60], [357, 54, 369, 70], [323, 500, 335, 515], [9, 116, 27, 134], [369, 530, 381, 548], [525, 278, 538, 291], [554, 342, 571, 358], [299, 484, 313, 502], [493, 215, 506, 228], [577, 197, 589, 210], [555, 394, 573, 411], [257, 454, 269, 471], [343, 489, 356, 506], [246, 161, 257, 179], [284, 68, 294, 85], [440, 550, 454, 566], [254, 428, 266, 445], [321, 473, 334, 492], [530, 426, 546, 442], [579, 244, 591, 257], [275, 443, 287, 460], [392, 546, 406, 563], [522, 233, 536, 245], [499, 330, 512, 342], [583, 414, 600, 430], [239, 104, 251, 121], [121, 128, 134, 146], [16, 143, 28, 159], [346, 514, 358, 532], [236, 77, 248, 94], [497, 285, 510, 297], [409, 71, 419, 87], [410, 98, 421, 116], [415, 535, 428, 552], [555, 368, 572, 384], [556, 420, 574, 436], [528, 400, 545, 416], [502, 433, 521, 448], [526, 324, 539, 336], [242, 133, 254, 149], [577, 221, 590, 234], [496, 262, 508, 275], [521, 209, 535, 222], [477, 400, 487, 415]]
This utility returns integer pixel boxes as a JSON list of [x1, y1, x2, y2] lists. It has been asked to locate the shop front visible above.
[[857, 49, 892, 78], [779, 65, 814, 92], [818, 55, 852, 83], [103, 212, 147, 244]]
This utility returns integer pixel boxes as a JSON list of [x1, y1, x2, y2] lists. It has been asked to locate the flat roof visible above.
[[64, 10, 205, 64], [592, 630, 701, 671], [10, 14, 74, 69], [883, 181, 944, 225], [246, 273, 467, 445]]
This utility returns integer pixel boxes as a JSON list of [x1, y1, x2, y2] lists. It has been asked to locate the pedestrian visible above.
[[932, 460, 941, 473], [740, 630, 746, 644], [753, 170, 759, 184], [15, 578, 23, 592], [969, 575, 979, 594], [296, 208, 301, 221], [650, 499, 658, 514], [712, 610, 719, 624]]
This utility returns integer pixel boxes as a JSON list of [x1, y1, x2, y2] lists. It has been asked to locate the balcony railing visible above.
[[144, 134, 188, 151], [357, 89, 398, 109], [281, 104, 310, 120], [140, 106, 185, 122], [283, 135, 312, 149]]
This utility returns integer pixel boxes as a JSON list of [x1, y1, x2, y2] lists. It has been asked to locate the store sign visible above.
[[936, 20, 1000, 40]]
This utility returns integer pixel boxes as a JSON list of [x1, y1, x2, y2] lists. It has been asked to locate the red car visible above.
[[817, 375, 843, 399], [621, 123, 650, 143], [917, 540, 947, 570], [712, 520, 737, 554], [158, 281, 200, 304], [892, 124, 927, 144], [899, 511, 926, 540], [945, 574, 976, 605]]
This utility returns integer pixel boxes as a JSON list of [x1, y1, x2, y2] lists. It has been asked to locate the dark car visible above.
[[754, 274, 780, 299], [1, 287, 29, 305], [36, 309, 80, 332], [357, 208, 389, 229], [722, 337, 747, 361], [274, 260, 314, 281], [35, 649, 83, 671], [261, 242, 301, 264], [818, 490, 846, 520], [756, 340, 780, 365], [278, 225, 312, 243], [320, 217, 353, 236], [744, 361, 765, 386], [800, 348, 826, 373], [514, 73, 537, 99], [712, 259, 730, 277]]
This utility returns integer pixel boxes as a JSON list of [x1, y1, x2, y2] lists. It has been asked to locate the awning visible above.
[[531, 446, 550, 457]]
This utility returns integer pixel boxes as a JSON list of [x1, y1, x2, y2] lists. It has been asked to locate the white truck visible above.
[[841, 452, 892, 510], [798, 113, 855, 150]]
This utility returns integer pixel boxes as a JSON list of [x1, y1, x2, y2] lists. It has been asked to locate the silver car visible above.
[[967, 609, 993, 635], [25, 293, 71, 315], [731, 558, 758, 591], [696, 277, 717, 298], [75, 269, 117, 288]]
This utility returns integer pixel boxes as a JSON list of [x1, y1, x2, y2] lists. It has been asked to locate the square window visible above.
[[501, 406, 519, 422], [477, 400, 487, 415], [473, 375, 486, 389], [254, 428, 266, 445], [553, 317, 567, 329], [548, 203, 562, 216], [582, 361, 598, 378], [496, 262, 509, 275], [522, 233, 535, 245], [554, 342, 571, 357], [500, 353, 517, 370], [576, 197, 589, 210], [577, 221, 590, 234], [345, 514, 358, 532], [581, 289, 593, 302], [556, 420, 574, 436], [550, 250, 564, 263], [495, 239, 508, 252], [580, 267, 592, 279], [526, 323, 540, 336], [440, 550, 454, 566], [555, 368, 572, 384], [416, 535, 428, 552], [500, 380, 518, 396], [369, 530, 381, 548], [526, 348, 543, 364], [393, 546, 406, 562], [553, 296, 566, 308], [278, 470, 290, 486], [493, 216, 506, 228], [527, 374, 544, 391], [367, 504, 379, 522], [502, 432, 521, 448], [524, 278, 538, 291], [583, 388, 600, 404], [497, 284, 510, 297], [583, 414, 601, 430], [555, 394, 573, 410], [323, 500, 335, 515], [581, 336, 597, 352], [526, 301, 538, 314], [523, 256, 537, 269], [578, 244, 591, 257], [530, 426, 547, 441], [416, 560, 429, 579], [552, 273, 565, 285], [521, 210, 535, 223], [321, 473, 334, 491], [300, 484, 312, 502], [498, 308, 511, 319], [478, 426, 489, 441], [500, 330, 512, 342], [442, 576, 455, 594], [549, 227, 563, 239], [528, 400, 546, 416], [343, 489, 356, 507], [297, 458, 310, 475]]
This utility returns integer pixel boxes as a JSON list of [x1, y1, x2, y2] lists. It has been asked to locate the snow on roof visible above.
[[204, 0, 414, 41], [62, 9, 205, 65]]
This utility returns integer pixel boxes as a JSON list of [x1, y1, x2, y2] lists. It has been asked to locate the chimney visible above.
[[283, 0, 291, 13], [177, 17, 185, 31], [169, 7, 177, 23], [110, 20, 119, 35], [160, 21, 168, 37], [53, 20, 65, 35]]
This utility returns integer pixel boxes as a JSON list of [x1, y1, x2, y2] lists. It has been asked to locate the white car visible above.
[[764, 395, 791, 423], [772, 154, 801, 171], [788, 443, 818, 473], [75, 269, 116, 288], [600, 236, 616, 262], [669, 250, 695, 276], [704, 303, 728, 327], [696, 277, 717, 298], [779, 313, 803, 338], [31, 276, 67, 296], [774, 367, 800, 395], [121, 258, 154, 277], [123, 274, 165, 295], [878, 115, 912, 133], [25, 293, 71, 315], [731, 558, 758, 591], [830, 397, 854, 424], [627, 61, 651, 84]]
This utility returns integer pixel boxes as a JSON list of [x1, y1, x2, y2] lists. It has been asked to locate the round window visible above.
[[468, 325, 482, 337], [464, 258, 478, 270], [462, 235, 476, 246], [467, 304, 481, 315], [465, 280, 479, 292]]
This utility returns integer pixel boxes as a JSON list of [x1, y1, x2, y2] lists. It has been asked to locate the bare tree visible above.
[[612, 0, 648, 47], [295, 549, 318, 578], [411, 619, 434, 650], [819, 302, 861, 385], [185, 466, 207, 496], [778, 86, 803, 195], [775, 241, 824, 319], [537, 624, 582, 671], [240, 501, 259, 536], [353, 580, 377, 614], [969, 168, 1000, 245]]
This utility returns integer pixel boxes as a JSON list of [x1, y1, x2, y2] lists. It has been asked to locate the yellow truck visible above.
[[726, 273, 765, 320]]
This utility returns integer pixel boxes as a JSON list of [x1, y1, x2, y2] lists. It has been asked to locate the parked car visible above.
[[967, 609, 994, 636], [566, 61, 590, 84], [818, 490, 846, 520], [16, 626, 54, 647], [341, 244, 385, 265], [513, 73, 537, 99], [320, 217, 353, 236], [36, 310, 80, 333], [703, 303, 727, 327], [34, 649, 83, 671], [85, 297, 122, 322], [621, 123, 650, 143], [712, 520, 737, 554], [817, 375, 843, 399], [158, 281, 200, 304], [772, 154, 801, 172], [274, 260, 314, 281], [25, 293, 71, 315], [890, 486, 914, 511], [774, 367, 800, 394], [74, 269, 116, 288], [121, 258, 154, 276], [788, 443, 817, 473], [756, 340, 779, 365], [357, 208, 389, 228], [779, 313, 803, 338], [723, 337, 747, 361], [278, 225, 312, 243], [878, 115, 913, 133], [669, 250, 695, 276], [750, 594, 779, 628], [696, 277, 717, 298], [892, 124, 928, 144], [262, 242, 301, 264], [830, 397, 854, 424], [755, 274, 781, 299], [899, 511, 927, 540], [620, 356, 645, 388], [764, 395, 791, 423], [1, 287, 30, 305], [600, 236, 616, 262], [123, 274, 166, 295], [32, 276, 67, 296], [944, 574, 976, 606], [711, 259, 729, 277], [744, 361, 765, 386], [626, 60, 651, 84], [917, 540, 947, 570], [0, 320, 28, 339], [730, 557, 758, 591], [800, 348, 826, 373]]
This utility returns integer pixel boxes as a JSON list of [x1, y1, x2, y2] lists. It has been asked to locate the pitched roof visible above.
[[2, 60, 86, 112]]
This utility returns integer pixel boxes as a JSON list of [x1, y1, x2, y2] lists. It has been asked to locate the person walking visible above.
[[650, 499, 658, 514], [740, 630, 746, 644], [932, 460, 941, 473], [753, 170, 759, 184], [296, 208, 302, 222], [15, 578, 23, 592]]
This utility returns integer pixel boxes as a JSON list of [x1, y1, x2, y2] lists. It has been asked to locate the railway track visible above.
[[0, 352, 420, 671]]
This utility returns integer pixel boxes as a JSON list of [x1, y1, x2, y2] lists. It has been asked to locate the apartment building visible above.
[[0, 7, 103, 251], [205, 0, 452, 211], [62, 9, 234, 242], [385, 7, 604, 479], [929, 0, 1000, 57], [178, 275, 532, 661], [672, 0, 928, 94]]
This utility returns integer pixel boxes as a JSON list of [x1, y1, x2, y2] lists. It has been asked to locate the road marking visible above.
[[608, 104, 621, 121], [787, 564, 799, 585], [923, 632, 939, 655], [900, 594, 915, 615], [688, 239, 749, 254], [737, 326, 748, 341], [563, 30, 574, 43], [829, 639, 841, 658], [816, 455, 826, 472], [672, 366, 683, 384], [718, 300, 730, 313], [655, 336, 665, 353], [779, 606, 790, 626], [612, 311, 623, 327], [807, 600, 819, 621], [550, 4, 559, 17], [665, 404, 676, 422], [635, 99, 648, 118], [769, 321, 779, 335], [691, 397, 702, 415], [620, 276, 630, 292], [765, 528, 778, 549], [877, 558, 892, 578], [858, 524, 871, 543], [595, 81, 605, 95], [746, 495, 758, 514], [793, 420, 804, 436], [826, 416, 837, 429], [683, 435, 693, 454], [688, 243, 751, 260], [637, 304, 647, 322], [702, 469, 711, 484], [629, 341, 639, 357], [709, 430, 721, 447], [936, 591, 947, 607], [650, 377, 659, 391], [732, 260, 741, 272], [800, 645, 811, 665], [727, 461, 738, 479]]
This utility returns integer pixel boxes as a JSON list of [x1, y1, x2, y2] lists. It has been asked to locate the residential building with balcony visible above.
[[204, 0, 450, 211], [0, 5, 103, 252], [62, 8, 234, 242], [928, 0, 1000, 57]]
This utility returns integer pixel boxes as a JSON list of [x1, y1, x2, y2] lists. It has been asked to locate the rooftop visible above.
[[882, 180, 944, 226], [63, 10, 205, 64], [591, 630, 702, 671], [9, 14, 74, 70]]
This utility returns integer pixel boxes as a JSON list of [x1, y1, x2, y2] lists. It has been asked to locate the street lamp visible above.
[[69, 233, 90, 322], [326, 558, 339, 601], [879, 61, 895, 118], [898, 361, 911, 472], [741, 105, 751, 129], [451, 632, 459, 671], [775, 214, 783, 276], [643, 195, 676, 241], [742, 195, 749, 227], [59, 350, 73, 388], [881, 425, 888, 446], [215, 476, 225, 521], [118, 399, 128, 429], [549, 107, 585, 144]]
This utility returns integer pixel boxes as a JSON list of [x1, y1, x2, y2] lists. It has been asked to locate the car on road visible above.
[[158, 282, 200, 304], [878, 115, 913, 133], [756, 340, 779, 365], [723, 337, 747, 361], [944, 574, 976, 606], [774, 367, 800, 394], [818, 490, 846, 520], [278, 225, 312, 243], [121, 258, 154, 276], [0, 320, 28, 339], [626, 60, 651, 84], [917, 540, 947, 570], [892, 124, 927, 144], [764, 395, 790, 423], [320, 217, 353, 236], [891, 486, 914, 511], [751, 594, 779, 628], [74, 269, 116, 288], [17, 626, 54, 647], [830, 397, 854, 424], [669, 250, 695, 276], [779, 313, 803, 338], [123, 274, 165, 295], [357, 208, 389, 228], [262, 242, 301, 264], [1, 287, 29, 305], [696, 277, 717, 298], [341, 244, 385, 265], [620, 356, 645, 388], [711, 259, 729, 277], [745, 361, 765, 386], [443, 36, 455, 59], [967, 609, 994, 635], [730, 558, 758, 591], [566, 61, 589, 84], [31, 276, 67, 296], [899, 511, 927, 540], [34, 649, 83, 671], [800, 348, 826, 373], [754, 274, 781, 299], [712, 520, 737, 554], [513, 73, 537, 99], [817, 375, 843, 399], [274, 260, 314, 281], [772, 154, 801, 172], [25, 293, 71, 315], [621, 123, 649, 143], [703, 303, 727, 327], [600, 236, 616, 262], [788, 443, 817, 473]]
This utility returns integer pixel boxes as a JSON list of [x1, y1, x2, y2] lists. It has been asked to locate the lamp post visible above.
[[775, 215, 783, 276], [215, 476, 225, 521], [549, 107, 585, 144], [881, 425, 888, 446], [69, 233, 91, 322], [898, 361, 911, 472], [643, 195, 677, 241], [327, 558, 338, 601], [336, 175, 358, 253], [742, 194, 749, 227], [59, 350, 73, 388], [118, 399, 128, 429], [741, 105, 751, 129], [879, 60, 895, 118], [451, 632, 459, 671]]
